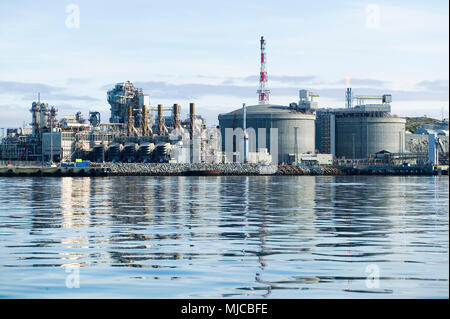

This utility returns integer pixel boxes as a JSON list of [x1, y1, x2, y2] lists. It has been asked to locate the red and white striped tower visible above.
[[257, 36, 270, 104]]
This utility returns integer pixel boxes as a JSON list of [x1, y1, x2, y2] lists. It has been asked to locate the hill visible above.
[[405, 116, 447, 132]]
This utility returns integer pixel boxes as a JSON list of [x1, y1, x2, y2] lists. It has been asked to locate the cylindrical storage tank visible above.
[[40, 103, 49, 130], [30, 102, 41, 136], [218, 104, 316, 164], [335, 116, 406, 159]]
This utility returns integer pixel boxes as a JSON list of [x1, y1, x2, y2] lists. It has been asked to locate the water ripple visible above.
[[0, 175, 448, 298]]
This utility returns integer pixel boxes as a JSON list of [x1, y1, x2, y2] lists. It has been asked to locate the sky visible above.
[[0, 0, 448, 130]]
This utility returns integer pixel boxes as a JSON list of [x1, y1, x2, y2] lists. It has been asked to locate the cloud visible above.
[[0, 81, 100, 102], [0, 81, 64, 95], [222, 79, 234, 85], [416, 79, 448, 92], [330, 78, 389, 87], [41, 94, 100, 102], [19, 92, 100, 102], [66, 78, 91, 85], [102, 79, 449, 103], [134, 81, 255, 99], [243, 75, 317, 84]]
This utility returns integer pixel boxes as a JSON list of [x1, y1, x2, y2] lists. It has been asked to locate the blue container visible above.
[[76, 161, 90, 168]]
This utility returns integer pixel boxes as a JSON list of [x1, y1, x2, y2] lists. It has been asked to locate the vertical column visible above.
[[243, 103, 247, 163], [257, 36, 270, 104], [190, 103, 195, 163], [127, 105, 133, 136], [158, 104, 164, 136], [270, 128, 278, 165], [142, 104, 148, 136], [330, 114, 336, 157], [173, 104, 180, 129]]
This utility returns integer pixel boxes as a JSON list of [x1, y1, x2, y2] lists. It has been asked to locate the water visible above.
[[0, 175, 448, 298]]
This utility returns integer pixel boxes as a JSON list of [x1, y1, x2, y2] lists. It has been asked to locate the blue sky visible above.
[[0, 0, 448, 128]]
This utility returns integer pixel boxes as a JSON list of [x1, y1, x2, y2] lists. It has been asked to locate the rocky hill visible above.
[[405, 117, 448, 132]]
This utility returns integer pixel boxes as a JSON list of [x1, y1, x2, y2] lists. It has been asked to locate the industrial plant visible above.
[[1, 36, 448, 175], [1, 81, 221, 165]]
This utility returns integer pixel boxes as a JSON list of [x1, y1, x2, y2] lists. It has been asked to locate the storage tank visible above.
[[335, 116, 406, 159], [218, 104, 316, 164]]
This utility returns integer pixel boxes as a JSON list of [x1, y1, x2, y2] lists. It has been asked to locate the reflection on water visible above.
[[0, 176, 448, 298]]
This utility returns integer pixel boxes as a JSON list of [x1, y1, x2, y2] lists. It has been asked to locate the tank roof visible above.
[[218, 104, 315, 120]]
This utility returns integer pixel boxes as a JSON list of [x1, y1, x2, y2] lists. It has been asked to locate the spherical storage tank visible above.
[[335, 116, 406, 159], [218, 104, 316, 164]]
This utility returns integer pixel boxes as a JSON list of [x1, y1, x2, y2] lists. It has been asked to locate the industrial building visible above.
[[316, 92, 406, 159], [218, 37, 318, 164], [0, 81, 228, 165], [3, 35, 444, 169], [218, 103, 316, 164]]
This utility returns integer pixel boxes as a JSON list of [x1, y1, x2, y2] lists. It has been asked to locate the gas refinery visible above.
[[1, 36, 448, 175]]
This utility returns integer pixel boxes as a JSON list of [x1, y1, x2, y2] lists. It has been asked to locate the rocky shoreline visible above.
[[104, 163, 275, 175], [0, 163, 346, 176], [3, 162, 442, 176]]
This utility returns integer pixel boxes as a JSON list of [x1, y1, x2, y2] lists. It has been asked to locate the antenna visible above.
[[257, 36, 270, 104]]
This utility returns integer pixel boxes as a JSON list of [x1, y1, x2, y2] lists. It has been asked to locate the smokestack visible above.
[[158, 104, 164, 135], [173, 104, 180, 129], [127, 105, 133, 136], [142, 104, 148, 136], [345, 77, 352, 109]]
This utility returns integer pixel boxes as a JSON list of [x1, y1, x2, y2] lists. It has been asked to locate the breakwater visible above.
[[0, 163, 278, 177], [104, 163, 277, 176], [1, 163, 447, 177]]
